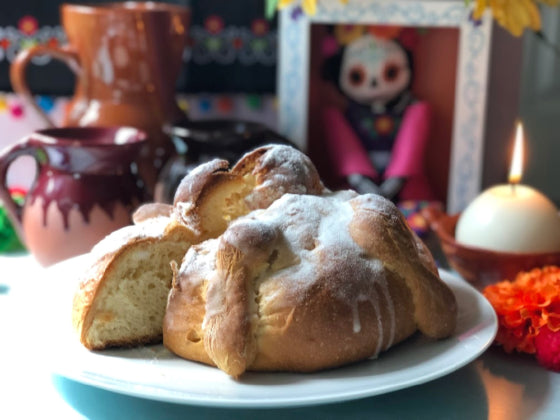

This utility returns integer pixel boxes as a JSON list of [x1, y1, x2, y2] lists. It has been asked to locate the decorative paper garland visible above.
[[0, 15, 277, 67]]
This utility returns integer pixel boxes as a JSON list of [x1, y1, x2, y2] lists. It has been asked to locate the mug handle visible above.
[[10, 44, 80, 127], [0, 138, 42, 243]]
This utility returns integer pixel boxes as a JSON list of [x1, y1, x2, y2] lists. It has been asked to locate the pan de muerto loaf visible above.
[[72, 145, 327, 350], [163, 191, 457, 378]]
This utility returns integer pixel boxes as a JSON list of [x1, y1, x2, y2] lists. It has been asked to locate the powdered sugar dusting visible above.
[[204, 190, 397, 352], [90, 216, 172, 259], [174, 202, 199, 235], [352, 193, 397, 217], [243, 145, 327, 209], [180, 239, 218, 286], [259, 145, 313, 187]]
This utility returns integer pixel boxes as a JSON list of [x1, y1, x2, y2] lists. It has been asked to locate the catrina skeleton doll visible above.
[[322, 30, 434, 202]]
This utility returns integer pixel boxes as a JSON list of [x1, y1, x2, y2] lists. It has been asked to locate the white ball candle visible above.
[[456, 185, 560, 253], [457, 122, 560, 253]]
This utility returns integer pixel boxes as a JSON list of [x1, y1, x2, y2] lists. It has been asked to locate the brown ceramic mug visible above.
[[10, 2, 190, 193], [0, 127, 148, 266]]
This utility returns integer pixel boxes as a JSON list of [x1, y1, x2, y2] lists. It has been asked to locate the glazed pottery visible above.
[[0, 127, 148, 266], [10, 2, 190, 192], [423, 206, 560, 289]]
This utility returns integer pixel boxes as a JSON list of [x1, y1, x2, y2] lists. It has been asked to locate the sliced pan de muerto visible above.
[[72, 145, 327, 350]]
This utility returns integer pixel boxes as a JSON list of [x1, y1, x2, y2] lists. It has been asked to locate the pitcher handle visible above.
[[0, 138, 43, 243], [10, 45, 80, 127]]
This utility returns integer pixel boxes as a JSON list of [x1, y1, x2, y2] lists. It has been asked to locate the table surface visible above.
[[1, 251, 559, 420]]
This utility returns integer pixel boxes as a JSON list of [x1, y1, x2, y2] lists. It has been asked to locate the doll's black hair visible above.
[[321, 47, 344, 85]]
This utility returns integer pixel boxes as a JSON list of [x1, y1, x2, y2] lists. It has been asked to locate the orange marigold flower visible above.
[[483, 266, 560, 354]]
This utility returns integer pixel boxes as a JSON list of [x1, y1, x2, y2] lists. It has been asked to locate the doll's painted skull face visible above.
[[339, 34, 411, 106]]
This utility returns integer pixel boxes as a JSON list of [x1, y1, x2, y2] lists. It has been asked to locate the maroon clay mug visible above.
[[0, 126, 148, 266]]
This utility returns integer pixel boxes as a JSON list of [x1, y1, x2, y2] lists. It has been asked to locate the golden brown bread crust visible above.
[[172, 159, 240, 234], [173, 159, 232, 206], [73, 145, 327, 351], [172, 146, 326, 238], [132, 202, 173, 223], [231, 145, 326, 204], [349, 194, 457, 338], [163, 192, 457, 378], [251, 270, 417, 373]]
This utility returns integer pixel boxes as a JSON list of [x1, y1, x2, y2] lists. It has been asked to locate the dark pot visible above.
[[156, 118, 296, 202]]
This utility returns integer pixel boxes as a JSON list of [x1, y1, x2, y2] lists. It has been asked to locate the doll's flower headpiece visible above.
[[321, 25, 419, 58]]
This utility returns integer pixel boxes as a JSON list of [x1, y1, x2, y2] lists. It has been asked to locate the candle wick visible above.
[[510, 182, 517, 195]]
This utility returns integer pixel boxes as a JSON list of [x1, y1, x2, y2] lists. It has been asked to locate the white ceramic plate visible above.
[[40, 255, 497, 408]]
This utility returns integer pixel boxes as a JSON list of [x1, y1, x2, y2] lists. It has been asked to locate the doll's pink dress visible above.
[[323, 100, 434, 201]]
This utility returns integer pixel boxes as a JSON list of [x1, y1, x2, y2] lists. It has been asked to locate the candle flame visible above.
[[509, 122, 524, 185]]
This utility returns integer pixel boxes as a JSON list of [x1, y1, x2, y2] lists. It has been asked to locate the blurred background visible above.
[[520, 11, 560, 206], [0, 0, 558, 205]]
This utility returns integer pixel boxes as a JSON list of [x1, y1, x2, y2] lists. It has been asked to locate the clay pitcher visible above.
[[10, 2, 190, 194], [0, 127, 148, 266]]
